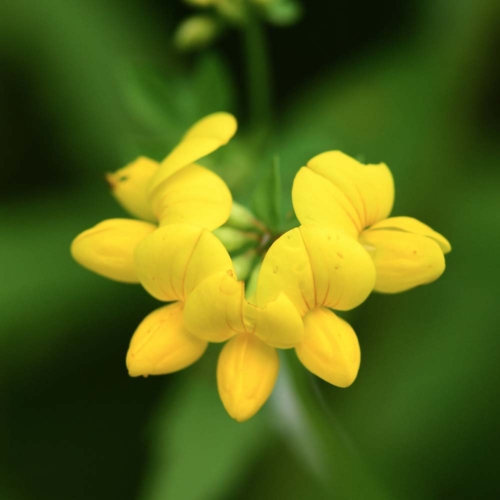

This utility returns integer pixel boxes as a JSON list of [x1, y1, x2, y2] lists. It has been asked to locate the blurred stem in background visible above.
[[243, 0, 272, 134], [278, 351, 396, 500]]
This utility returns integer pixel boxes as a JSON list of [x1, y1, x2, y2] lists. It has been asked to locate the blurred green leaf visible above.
[[139, 352, 271, 500], [192, 53, 236, 116], [263, 0, 303, 26], [119, 53, 236, 160]]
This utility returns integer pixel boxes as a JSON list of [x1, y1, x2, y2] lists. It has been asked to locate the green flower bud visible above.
[[213, 226, 259, 252], [226, 202, 265, 231], [174, 15, 220, 52]]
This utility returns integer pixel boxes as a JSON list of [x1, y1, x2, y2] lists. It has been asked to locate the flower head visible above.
[[126, 223, 234, 376], [292, 151, 451, 293], [183, 223, 376, 421], [71, 112, 236, 283]]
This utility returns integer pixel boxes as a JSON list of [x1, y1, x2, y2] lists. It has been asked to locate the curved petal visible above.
[[369, 216, 451, 254], [135, 224, 233, 302], [257, 227, 315, 316], [254, 293, 304, 349], [71, 219, 156, 283], [218, 333, 279, 422], [296, 307, 360, 387], [151, 164, 232, 231], [126, 302, 207, 377], [106, 157, 158, 222], [360, 228, 446, 293], [148, 112, 237, 195], [292, 167, 360, 238], [257, 226, 376, 315], [183, 271, 245, 343], [307, 151, 394, 230], [184, 271, 303, 348]]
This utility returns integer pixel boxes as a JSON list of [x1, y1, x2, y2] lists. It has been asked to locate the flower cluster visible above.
[[71, 113, 451, 422]]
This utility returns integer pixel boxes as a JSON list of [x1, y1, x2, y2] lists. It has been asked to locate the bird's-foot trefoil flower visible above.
[[130, 224, 304, 414], [71, 112, 236, 283], [125, 223, 238, 377], [292, 151, 451, 293], [183, 224, 376, 421]]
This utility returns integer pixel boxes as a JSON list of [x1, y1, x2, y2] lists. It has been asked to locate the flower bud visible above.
[[212, 226, 259, 253], [174, 15, 220, 52], [226, 202, 264, 231], [106, 157, 158, 222]]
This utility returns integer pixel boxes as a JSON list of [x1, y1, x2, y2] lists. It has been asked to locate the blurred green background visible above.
[[2, 1, 500, 499]]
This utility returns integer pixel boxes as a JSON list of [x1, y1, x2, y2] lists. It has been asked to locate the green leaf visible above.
[[251, 155, 282, 231]]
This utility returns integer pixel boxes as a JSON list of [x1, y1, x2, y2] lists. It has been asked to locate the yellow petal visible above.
[[106, 157, 158, 222], [299, 225, 376, 310], [296, 307, 360, 387], [134, 224, 233, 302], [257, 227, 315, 316], [71, 219, 156, 283], [218, 333, 279, 422], [257, 226, 376, 315], [126, 302, 207, 377], [148, 112, 237, 195], [292, 167, 360, 238], [360, 228, 446, 293], [306, 151, 394, 230], [184, 270, 303, 348], [183, 271, 246, 343], [151, 164, 232, 231], [369, 216, 451, 254], [254, 293, 304, 349]]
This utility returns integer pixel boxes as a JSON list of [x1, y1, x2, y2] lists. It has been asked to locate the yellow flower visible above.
[[292, 151, 451, 293], [184, 224, 376, 421], [126, 224, 234, 377], [127, 223, 300, 386], [71, 112, 237, 283]]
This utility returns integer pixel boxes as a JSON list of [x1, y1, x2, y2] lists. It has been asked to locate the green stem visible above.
[[281, 351, 396, 499], [243, 1, 272, 132]]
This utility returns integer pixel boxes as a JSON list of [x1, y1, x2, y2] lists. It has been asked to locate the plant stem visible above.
[[243, 1, 272, 132]]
